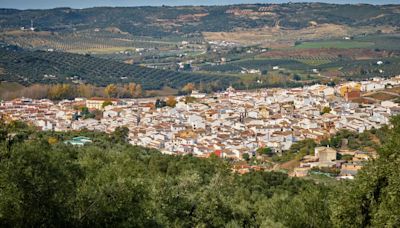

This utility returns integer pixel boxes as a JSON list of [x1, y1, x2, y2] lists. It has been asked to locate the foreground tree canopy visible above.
[[0, 116, 400, 227], [331, 116, 400, 227]]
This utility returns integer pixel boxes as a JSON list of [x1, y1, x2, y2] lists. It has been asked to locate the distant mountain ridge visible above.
[[1, 0, 399, 10], [0, 3, 399, 37]]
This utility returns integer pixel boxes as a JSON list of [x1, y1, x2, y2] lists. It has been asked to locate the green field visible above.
[[295, 40, 375, 49], [293, 58, 333, 66], [355, 34, 400, 50]]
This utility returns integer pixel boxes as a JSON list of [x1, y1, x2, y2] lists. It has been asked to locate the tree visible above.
[[48, 84, 62, 100], [77, 84, 95, 98], [331, 116, 400, 227], [166, 96, 177, 108], [257, 147, 273, 156], [182, 83, 195, 94], [242, 153, 250, 161], [321, 106, 332, 114], [104, 84, 117, 98], [111, 126, 129, 143], [74, 146, 152, 227], [155, 99, 167, 108], [0, 141, 83, 226], [81, 107, 90, 115], [126, 83, 136, 97], [116, 84, 129, 98], [0, 119, 8, 142], [134, 84, 143, 97], [256, 184, 332, 228], [48, 84, 74, 100], [3, 115, 400, 227], [102, 100, 113, 109], [47, 137, 58, 145], [24, 84, 49, 99]]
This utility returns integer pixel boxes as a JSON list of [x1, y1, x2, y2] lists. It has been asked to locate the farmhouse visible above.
[[315, 146, 337, 162]]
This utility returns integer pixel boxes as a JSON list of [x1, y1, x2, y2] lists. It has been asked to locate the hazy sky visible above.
[[1, 0, 399, 9]]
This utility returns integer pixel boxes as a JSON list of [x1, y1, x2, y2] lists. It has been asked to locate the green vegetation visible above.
[[79, 107, 95, 119], [0, 45, 235, 90], [0, 3, 399, 37], [101, 100, 113, 108], [0, 4, 399, 94], [0, 3, 398, 95], [0, 31, 179, 53], [201, 58, 311, 73], [321, 128, 386, 151], [273, 127, 387, 165], [331, 116, 400, 227], [295, 40, 374, 49], [0, 115, 400, 226], [0, 121, 330, 227], [272, 139, 317, 163], [257, 147, 273, 156], [295, 58, 333, 66], [319, 57, 400, 80], [321, 106, 332, 114], [355, 34, 400, 50]]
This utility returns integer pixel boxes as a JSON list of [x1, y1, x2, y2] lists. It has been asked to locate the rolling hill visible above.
[[0, 3, 399, 37], [0, 44, 234, 89]]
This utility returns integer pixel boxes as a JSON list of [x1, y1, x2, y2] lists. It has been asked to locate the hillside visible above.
[[0, 44, 234, 89], [0, 3, 400, 92], [0, 3, 399, 50], [0, 3, 399, 36]]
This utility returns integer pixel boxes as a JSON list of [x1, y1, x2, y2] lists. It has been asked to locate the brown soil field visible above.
[[351, 97, 377, 104], [366, 92, 398, 101], [203, 24, 396, 47], [280, 158, 301, 171]]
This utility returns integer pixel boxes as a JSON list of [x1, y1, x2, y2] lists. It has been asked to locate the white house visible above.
[[188, 114, 206, 130], [361, 82, 385, 92], [191, 90, 207, 99]]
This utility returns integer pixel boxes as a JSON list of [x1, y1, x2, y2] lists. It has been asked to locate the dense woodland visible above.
[[0, 116, 400, 227]]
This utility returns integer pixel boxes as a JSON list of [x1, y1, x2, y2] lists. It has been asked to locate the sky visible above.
[[0, 0, 399, 9]]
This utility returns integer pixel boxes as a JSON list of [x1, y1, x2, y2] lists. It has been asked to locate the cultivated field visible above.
[[203, 24, 395, 48], [294, 40, 374, 49], [0, 30, 179, 54], [258, 48, 396, 61], [365, 92, 399, 101]]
